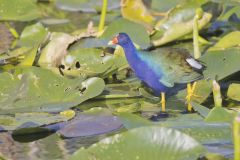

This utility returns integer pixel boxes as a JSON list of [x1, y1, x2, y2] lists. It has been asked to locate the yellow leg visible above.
[[186, 82, 197, 112], [161, 92, 166, 112]]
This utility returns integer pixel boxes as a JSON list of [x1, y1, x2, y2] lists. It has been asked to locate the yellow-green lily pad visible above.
[[70, 126, 206, 160], [0, 0, 40, 21], [0, 67, 105, 113], [0, 110, 75, 132], [227, 83, 240, 101]]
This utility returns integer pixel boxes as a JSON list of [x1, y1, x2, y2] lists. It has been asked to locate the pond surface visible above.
[[0, 107, 234, 160]]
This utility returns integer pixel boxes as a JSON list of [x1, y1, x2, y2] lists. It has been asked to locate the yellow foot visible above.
[[186, 82, 202, 112], [160, 92, 166, 112]]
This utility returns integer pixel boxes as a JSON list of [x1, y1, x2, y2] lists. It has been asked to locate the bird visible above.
[[108, 33, 205, 112]]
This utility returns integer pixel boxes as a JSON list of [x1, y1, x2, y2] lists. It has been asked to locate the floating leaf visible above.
[[227, 83, 240, 101], [118, 113, 232, 144], [60, 48, 115, 78], [101, 18, 150, 49], [18, 22, 49, 47], [56, 0, 120, 12], [121, 0, 155, 25], [205, 107, 235, 123], [38, 32, 76, 67], [150, 1, 215, 46], [0, 47, 34, 67], [0, 67, 105, 113], [201, 47, 240, 80], [17, 47, 38, 66], [0, 111, 75, 132], [203, 153, 228, 160], [191, 102, 210, 118], [70, 126, 206, 160], [117, 112, 152, 129], [151, 0, 186, 12], [57, 113, 122, 138], [0, 0, 40, 21], [208, 31, 240, 51]]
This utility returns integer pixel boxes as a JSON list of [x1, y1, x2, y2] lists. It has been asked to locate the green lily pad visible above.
[[191, 102, 210, 118], [57, 113, 123, 138], [55, 0, 119, 12], [150, 1, 215, 46], [17, 46, 39, 66], [0, 110, 75, 132], [118, 113, 232, 144], [227, 83, 240, 101], [0, 0, 40, 21], [200, 47, 240, 80], [208, 31, 240, 51], [60, 48, 115, 78], [60, 47, 130, 79], [18, 22, 49, 47], [205, 107, 235, 123], [0, 47, 36, 67], [101, 18, 150, 49], [151, 0, 186, 12], [0, 67, 105, 113], [117, 112, 152, 129], [70, 126, 206, 160]]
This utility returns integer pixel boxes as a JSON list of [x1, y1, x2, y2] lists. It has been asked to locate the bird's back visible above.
[[137, 48, 204, 87]]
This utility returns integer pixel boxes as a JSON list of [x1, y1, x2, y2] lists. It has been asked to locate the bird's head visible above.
[[108, 33, 131, 47]]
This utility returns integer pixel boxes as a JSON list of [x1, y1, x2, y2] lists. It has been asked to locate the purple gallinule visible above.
[[108, 33, 204, 112]]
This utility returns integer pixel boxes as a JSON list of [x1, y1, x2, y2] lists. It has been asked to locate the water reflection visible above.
[[0, 132, 106, 160]]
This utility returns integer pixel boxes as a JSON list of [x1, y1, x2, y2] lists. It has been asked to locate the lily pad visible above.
[[60, 48, 115, 78], [151, 0, 186, 12], [57, 113, 123, 138], [0, 0, 40, 21], [0, 67, 105, 113], [205, 107, 235, 123], [18, 22, 49, 47], [208, 31, 240, 51], [101, 18, 150, 49], [0, 111, 75, 132], [38, 32, 76, 67], [121, 0, 155, 25], [118, 113, 232, 144], [17, 47, 39, 66], [227, 83, 240, 101], [0, 47, 34, 67], [55, 0, 120, 13], [70, 126, 206, 160], [150, 1, 215, 46], [191, 102, 210, 118], [200, 47, 240, 80]]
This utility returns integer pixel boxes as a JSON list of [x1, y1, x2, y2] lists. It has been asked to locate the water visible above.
[[0, 132, 106, 160]]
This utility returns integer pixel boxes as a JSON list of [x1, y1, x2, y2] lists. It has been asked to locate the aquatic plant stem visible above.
[[5, 22, 19, 39], [98, 0, 108, 33], [233, 116, 240, 160], [193, 8, 203, 59], [212, 80, 222, 107]]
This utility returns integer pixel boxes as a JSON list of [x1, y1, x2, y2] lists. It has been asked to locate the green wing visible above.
[[138, 48, 203, 86]]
